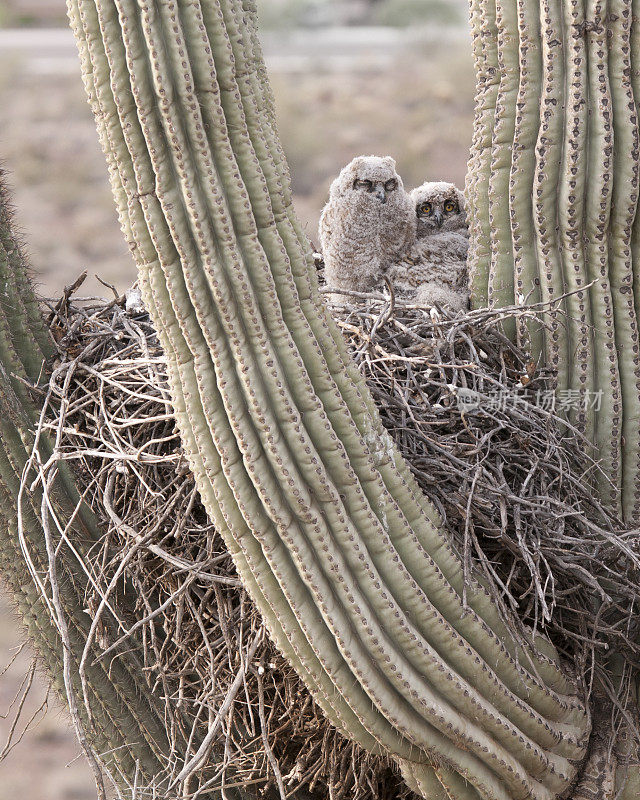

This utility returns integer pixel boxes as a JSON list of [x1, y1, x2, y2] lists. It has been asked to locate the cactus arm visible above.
[[608, 0, 640, 521], [468, 0, 640, 525], [87, 0, 425, 763], [81, 0, 401, 762]]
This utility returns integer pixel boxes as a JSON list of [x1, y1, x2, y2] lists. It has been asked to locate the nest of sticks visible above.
[[28, 274, 640, 797]]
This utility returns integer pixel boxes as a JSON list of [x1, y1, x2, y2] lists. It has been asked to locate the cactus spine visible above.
[[468, 0, 640, 521]]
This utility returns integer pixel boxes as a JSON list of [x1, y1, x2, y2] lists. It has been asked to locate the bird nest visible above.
[[25, 275, 640, 797]]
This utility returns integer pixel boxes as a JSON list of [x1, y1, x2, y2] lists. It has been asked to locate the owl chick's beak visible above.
[[374, 184, 387, 204], [434, 209, 443, 228]]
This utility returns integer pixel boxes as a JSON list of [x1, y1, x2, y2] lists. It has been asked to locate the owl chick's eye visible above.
[[419, 202, 433, 216], [444, 200, 458, 213], [354, 179, 373, 191], [384, 179, 397, 192]]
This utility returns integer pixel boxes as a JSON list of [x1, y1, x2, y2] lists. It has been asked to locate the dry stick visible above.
[[0, 662, 49, 762], [175, 630, 263, 784], [40, 474, 107, 800], [0, 643, 27, 679], [102, 472, 240, 586], [255, 664, 287, 800]]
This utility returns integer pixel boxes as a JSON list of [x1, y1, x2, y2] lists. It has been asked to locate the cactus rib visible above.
[[489, 0, 519, 329], [584, 0, 621, 510], [560, 0, 596, 439], [467, 0, 500, 305], [511, 0, 543, 356]]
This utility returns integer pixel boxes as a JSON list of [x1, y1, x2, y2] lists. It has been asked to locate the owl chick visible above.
[[318, 156, 414, 296], [389, 181, 470, 313]]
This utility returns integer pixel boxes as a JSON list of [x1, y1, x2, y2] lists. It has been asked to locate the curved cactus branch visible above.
[[64, 1, 598, 798]]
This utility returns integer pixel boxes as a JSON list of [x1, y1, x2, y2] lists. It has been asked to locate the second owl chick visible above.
[[318, 156, 414, 296], [389, 181, 469, 313]]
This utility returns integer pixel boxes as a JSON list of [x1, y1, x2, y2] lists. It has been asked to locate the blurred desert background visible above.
[[0, 0, 474, 796]]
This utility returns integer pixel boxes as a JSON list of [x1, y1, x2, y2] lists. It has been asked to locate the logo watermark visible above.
[[449, 386, 603, 415]]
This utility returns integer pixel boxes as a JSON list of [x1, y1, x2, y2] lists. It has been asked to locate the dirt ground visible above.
[[0, 20, 474, 798]]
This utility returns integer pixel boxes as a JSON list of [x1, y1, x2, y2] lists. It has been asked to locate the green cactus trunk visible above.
[[467, 0, 640, 523]]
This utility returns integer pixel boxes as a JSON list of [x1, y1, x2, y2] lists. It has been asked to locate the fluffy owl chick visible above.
[[318, 156, 414, 296], [389, 181, 470, 313]]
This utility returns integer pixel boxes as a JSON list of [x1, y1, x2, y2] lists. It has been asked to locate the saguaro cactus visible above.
[[467, 0, 640, 523], [63, 0, 619, 798], [0, 0, 637, 797]]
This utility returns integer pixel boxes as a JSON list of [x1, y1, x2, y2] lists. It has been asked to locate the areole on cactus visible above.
[[0, 0, 638, 798]]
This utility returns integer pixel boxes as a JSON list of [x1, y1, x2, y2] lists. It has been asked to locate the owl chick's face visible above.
[[411, 181, 467, 237], [332, 156, 405, 207], [349, 157, 400, 205]]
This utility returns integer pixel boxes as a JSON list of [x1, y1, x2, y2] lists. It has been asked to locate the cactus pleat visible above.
[[466, 0, 500, 306], [404, 759, 485, 800], [584, 0, 621, 510], [488, 0, 519, 331], [559, 0, 597, 444], [632, 0, 640, 488], [468, 0, 640, 523], [65, 1, 596, 798]]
